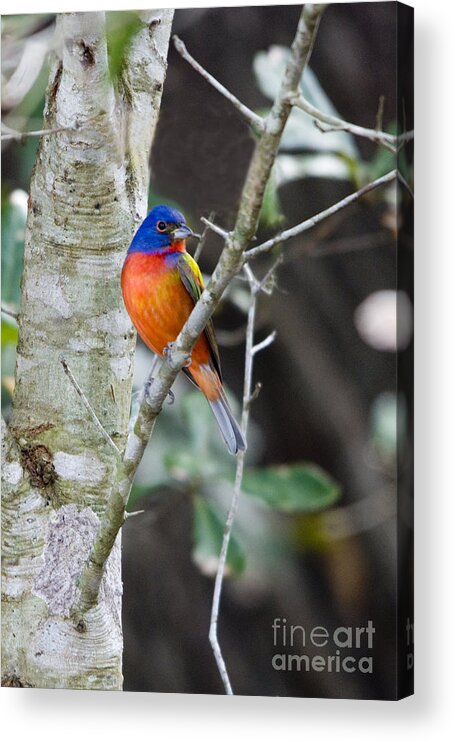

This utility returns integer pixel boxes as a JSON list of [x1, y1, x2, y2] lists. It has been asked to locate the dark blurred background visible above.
[[1, 3, 413, 699]]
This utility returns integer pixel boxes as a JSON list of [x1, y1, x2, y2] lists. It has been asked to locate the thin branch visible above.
[[245, 169, 397, 260], [289, 92, 401, 153], [252, 330, 277, 356], [124, 509, 145, 519], [243, 262, 260, 291], [209, 260, 279, 694], [257, 254, 284, 294], [398, 129, 414, 146], [209, 269, 257, 695], [72, 3, 326, 625], [248, 381, 263, 407], [194, 211, 216, 262], [1, 305, 18, 321], [397, 169, 414, 199], [1, 122, 78, 142], [173, 35, 265, 134], [1, 114, 102, 143], [60, 356, 120, 456], [200, 216, 229, 240]]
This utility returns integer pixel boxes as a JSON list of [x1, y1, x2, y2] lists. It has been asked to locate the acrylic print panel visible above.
[[1, 3, 413, 699]]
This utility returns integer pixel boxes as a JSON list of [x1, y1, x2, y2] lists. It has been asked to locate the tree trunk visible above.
[[1, 9, 174, 690]]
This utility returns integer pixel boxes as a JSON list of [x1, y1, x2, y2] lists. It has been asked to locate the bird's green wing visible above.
[[177, 252, 222, 380]]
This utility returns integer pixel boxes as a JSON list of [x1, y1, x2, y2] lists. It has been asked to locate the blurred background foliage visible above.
[[1, 3, 413, 698]]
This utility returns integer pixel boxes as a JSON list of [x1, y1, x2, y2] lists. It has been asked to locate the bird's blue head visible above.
[[127, 204, 196, 254]]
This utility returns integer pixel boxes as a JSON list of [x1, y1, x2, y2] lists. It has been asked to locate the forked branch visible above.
[[288, 93, 414, 153]]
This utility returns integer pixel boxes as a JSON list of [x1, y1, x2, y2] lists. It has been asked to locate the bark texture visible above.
[[1, 9, 174, 690]]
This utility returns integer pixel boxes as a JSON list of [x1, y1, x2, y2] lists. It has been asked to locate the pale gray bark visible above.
[[1, 9, 174, 690]]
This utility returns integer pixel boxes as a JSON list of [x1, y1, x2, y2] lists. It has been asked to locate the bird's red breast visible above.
[[121, 250, 218, 399]]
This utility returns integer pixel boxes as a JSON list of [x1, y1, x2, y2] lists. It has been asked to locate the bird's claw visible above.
[[163, 341, 175, 361], [144, 377, 154, 406], [163, 342, 192, 369], [144, 375, 174, 406]]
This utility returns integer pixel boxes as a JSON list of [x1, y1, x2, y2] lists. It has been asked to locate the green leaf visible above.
[[259, 168, 285, 228], [106, 11, 142, 82], [294, 512, 333, 551], [162, 392, 236, 485], [1, 189, 27, 306], [242, 463, 341, 513], [192, 495, 246, 577], [1, 317, 18, 410], [1, 317, 18, 348], [164, 448, 233, 484]]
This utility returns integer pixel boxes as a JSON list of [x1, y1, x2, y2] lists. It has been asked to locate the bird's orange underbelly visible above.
[[121, 253, 211, 368]]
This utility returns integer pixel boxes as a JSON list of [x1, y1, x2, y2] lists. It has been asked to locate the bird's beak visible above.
[[172, 224, 195, 241]]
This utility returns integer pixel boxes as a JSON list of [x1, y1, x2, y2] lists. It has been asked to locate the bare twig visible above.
[[173, 35, 265, 134], [194, 211, 216, 262], [209, 269, 256, 694], [252, 330, 277, 356], [257, 254, 284, 294], [60, 356, 120, 455], [209, 262, 277, 694], [1, 305, 18, 321], [200, 216, 229, 240], [248, 381, 263, 406], [1, 123, 76, 142], [289, 92, 399, 153], [124, 509, 145, 519], [0, 115, 100, 142], [397, 169, 414, 199], [73, 3, 326, 628], [394, 127, 414, 155], [245, 169, 397, 260]]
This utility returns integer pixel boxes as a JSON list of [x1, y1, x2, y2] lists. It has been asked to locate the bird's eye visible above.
[[156, 221, 167, 232]]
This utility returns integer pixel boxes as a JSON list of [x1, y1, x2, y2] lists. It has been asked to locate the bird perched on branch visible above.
[[121, 204, 246, 455]]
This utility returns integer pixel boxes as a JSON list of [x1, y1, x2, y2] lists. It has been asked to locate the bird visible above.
[[121, 204, 246, 455]]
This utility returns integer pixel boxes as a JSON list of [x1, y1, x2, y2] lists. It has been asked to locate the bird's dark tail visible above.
[[209, 388, 246, 455]]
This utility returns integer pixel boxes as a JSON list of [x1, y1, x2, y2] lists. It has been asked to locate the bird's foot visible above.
[[144, 376, 154, 406], [163, 341, 175, 361], [144, 377, 174, 406], [163, 342, 192, 369]]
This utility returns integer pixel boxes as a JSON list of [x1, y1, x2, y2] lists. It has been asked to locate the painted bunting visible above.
[[121, 204, 246, 455]]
